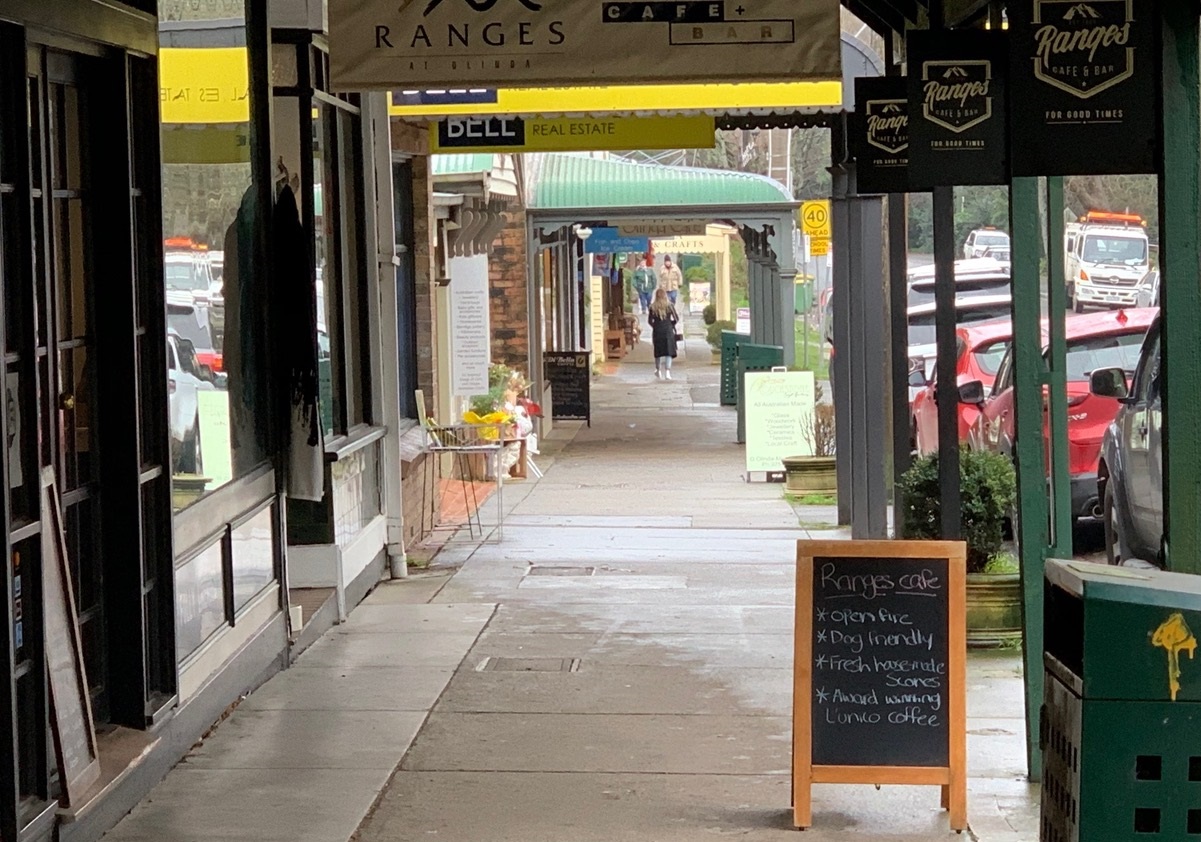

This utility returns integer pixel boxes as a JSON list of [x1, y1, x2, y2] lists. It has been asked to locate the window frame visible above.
[[273, 36, 370, 444]]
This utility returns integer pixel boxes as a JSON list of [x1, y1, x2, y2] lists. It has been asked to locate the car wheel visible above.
[[1072, 295, 1084, 314], [1103, 481, 1126, 566], [179, 417, 202, 475]]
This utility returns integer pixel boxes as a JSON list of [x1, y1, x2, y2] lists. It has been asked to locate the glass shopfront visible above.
[[0, 6, 178, 836], [160, 3, 282, 677], [160, 11, 269, 510], [0, 1, 283, 838]]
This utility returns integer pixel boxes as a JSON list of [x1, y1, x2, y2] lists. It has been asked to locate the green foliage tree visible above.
[[908, 176, 1161, 254]]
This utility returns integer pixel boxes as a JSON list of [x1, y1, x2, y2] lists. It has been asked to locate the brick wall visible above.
[[400, 452, 434, 548], [490, 209, 529, 377], [391, 118, 429, 157]]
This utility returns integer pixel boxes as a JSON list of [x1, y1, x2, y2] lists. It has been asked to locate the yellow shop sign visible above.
[[430, 115, 715, 154], [160, 48, 250, 125], [392, 81, 841, 118]]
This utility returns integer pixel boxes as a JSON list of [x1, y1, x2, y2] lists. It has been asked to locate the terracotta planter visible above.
[[710, 348, 722, 365], [966, 571, 1023, 649], [782, 455, 837, 494]]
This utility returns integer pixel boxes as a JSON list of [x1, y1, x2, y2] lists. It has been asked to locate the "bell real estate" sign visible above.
[[330, 0, 840, 90]]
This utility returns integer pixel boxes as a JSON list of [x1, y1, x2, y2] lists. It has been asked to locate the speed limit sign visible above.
[[800, 200, 831, 239]]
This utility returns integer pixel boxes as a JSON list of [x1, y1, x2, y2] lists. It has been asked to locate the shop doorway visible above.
[[29, 48, 109, 722]]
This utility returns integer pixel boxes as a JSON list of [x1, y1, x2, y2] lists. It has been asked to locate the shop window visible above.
[[394, 160, 420, 420], [230, 504, 273, 612], [159, 12, 270, 512], [173, 540, 226, 664], [274, 40, 370, 441]]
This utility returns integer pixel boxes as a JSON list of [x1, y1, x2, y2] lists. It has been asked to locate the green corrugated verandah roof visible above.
[[527, 153, 794, 210]]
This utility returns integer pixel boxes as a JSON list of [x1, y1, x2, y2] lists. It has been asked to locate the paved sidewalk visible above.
[[103, 596, 493, 842], [104, 332, 1039, 842]]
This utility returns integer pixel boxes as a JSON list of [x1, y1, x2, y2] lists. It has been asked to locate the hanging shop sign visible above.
[[622, 219, 708, 237], [329, 0, 840, 90], [792, 539, 968, 830], [586, 228, 651, 253], [389, 80, 842, 117], [651, 235, 717, 253], [159, 47, 250, 124], [431, 114, 715, 153], [1008, 0, 1156, 176], [850, 75, 908, 195], [907, 29, 1008, 190]]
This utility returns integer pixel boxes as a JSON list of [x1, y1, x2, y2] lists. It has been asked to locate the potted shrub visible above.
[[706, 319, 735, 364], [702, 303, 717, 326], [897, 447, 1020, 648], [782, 397, 836, 494]]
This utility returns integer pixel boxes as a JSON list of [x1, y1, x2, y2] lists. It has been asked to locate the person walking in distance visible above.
[[648, 288, 680, 380], [633, 256, 657, 314], [658, 254, 683, 305]]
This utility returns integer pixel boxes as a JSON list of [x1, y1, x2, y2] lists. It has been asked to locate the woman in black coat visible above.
[[647, 288, 680, 380]]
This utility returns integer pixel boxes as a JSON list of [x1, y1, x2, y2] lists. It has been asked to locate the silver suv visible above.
[[962, 228, 1010, 260]]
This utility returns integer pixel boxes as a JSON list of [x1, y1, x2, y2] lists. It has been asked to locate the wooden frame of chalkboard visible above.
[[793, 539, 967, 831], [40, 468, 100, 805], [542, 351, 591, 426]]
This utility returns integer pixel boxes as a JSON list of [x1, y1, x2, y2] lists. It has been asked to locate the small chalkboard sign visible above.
[[543, 351, 591, 426], [40, 468, 100, 805], [794, 540, 966, 831]]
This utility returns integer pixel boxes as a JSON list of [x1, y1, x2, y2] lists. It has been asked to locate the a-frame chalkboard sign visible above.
[[40, 467, 100, 805], [793, 539, 967, 831]]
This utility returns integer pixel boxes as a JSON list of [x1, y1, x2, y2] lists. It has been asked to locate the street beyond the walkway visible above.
[[104, 320, 1039, 842]]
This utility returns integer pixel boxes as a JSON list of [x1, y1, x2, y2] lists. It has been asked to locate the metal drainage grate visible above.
[[526, 566, 595, 576], [477, 657, 581, 673]]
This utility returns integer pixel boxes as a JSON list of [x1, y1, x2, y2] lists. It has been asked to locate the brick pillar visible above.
[[411, 155, 438, 416], [489, 209, 530, 377], [391, 122, 442, 546]]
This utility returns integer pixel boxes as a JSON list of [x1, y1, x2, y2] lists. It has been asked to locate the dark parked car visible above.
[[1092, 312, 1163, 565], [968, 308, 1155, 526]]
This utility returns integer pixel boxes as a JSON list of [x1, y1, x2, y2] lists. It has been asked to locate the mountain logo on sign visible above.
[[921, 60, 993, 134], [1031, 0, 1134, 99], [865, 99, 908, 155], [1063, 3, 1101, 19], [424, 0, 542, 14]]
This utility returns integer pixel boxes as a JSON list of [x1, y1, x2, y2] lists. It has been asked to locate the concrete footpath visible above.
[[104, 320, 1039, 841]]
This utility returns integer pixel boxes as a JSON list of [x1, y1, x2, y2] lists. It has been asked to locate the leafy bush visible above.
[[702, 304, 717, 325], [897, 447, 1017, 573], [706, 320, 736, 350], [685, 266, 709, 283]]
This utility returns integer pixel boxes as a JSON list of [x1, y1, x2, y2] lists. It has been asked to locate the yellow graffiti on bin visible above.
[[1152, 613, 1197, 702]]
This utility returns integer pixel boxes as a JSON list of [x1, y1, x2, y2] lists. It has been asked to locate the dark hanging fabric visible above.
[[274, 184, 323, 501], [223, 185, 267, 475]]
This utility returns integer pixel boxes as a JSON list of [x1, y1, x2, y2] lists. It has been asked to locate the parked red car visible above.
[[965, 307, 1157, 521], [911, 320, 1012, 455]]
